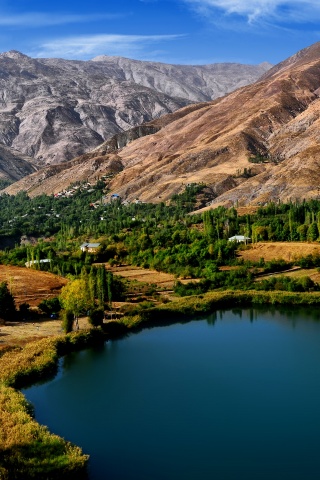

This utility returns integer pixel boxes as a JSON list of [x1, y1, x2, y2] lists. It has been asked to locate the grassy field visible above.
[[0, 265, 67, 306], [0, 317, 91, 351], [238, 241, 320, 263], [256, 267, 320, 283], [106, 264, 196, 290]]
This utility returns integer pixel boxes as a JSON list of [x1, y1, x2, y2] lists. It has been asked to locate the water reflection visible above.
[[23, 308, 320, 480]]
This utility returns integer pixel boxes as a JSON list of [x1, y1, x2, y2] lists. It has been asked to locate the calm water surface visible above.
[[23, 308, 320, 480]]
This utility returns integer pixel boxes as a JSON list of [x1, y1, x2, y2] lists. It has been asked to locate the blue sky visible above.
[[1, 0, 320, 65]]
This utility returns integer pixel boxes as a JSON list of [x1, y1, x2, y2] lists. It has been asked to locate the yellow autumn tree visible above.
[[60, 278, 90, 329]]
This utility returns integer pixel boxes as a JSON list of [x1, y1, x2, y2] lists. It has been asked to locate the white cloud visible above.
[[32, 34, 185, 60], [183, 0, 320, 24], [0, 12, 121, 27]]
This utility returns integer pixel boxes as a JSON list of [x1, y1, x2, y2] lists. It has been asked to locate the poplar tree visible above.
[[107, 272, 113, 308]]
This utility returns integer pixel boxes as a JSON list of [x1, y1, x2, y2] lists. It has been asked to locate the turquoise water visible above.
[[23, 308, 320, 479]]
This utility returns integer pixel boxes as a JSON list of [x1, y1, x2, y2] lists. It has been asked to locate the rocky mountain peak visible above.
[[91, 55, 121, 62], [0, 52, 271, 182], [0, 50, 30, 60]]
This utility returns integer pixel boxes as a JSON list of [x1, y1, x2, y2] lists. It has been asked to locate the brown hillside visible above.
[[0, 266, 67, 306], [238, 242, 320, 263], [6, 42, 320, 205]]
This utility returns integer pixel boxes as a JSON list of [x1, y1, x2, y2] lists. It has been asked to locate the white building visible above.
[[228, 235, 251, 243]]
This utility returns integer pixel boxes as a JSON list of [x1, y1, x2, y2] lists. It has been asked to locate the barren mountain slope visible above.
[[0, 51, 190, 166], [6, 42, 320, 203], [91, 55, 271, 102], [4, 104, 208, 195], [0, 50, 270, 170], [0, 144, 36, 182], [108, 41, 320, 204]]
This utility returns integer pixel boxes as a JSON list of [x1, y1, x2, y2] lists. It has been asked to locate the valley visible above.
[[3, 40, 320, 480]]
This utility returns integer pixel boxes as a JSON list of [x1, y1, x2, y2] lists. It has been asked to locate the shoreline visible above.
[[2, 289, 320, 479]]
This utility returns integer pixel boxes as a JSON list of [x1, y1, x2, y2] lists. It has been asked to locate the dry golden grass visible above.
[[106, 264, 194, 289], [0, 265, 67, 307], [0, 317, 90, 351], [238, 242, 320, 263], [193, 205, 260, 215], [256, 267, 320, 283]]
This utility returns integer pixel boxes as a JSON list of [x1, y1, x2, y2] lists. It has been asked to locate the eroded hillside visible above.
[[6, 42, 320, 205]]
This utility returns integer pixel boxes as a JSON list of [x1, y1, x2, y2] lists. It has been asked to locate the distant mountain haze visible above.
[[0, 50, 270, 183]]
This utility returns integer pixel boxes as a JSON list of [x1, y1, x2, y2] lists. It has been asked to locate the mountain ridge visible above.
[[6, 42, 320, 205], [0, 50, 271, 183]]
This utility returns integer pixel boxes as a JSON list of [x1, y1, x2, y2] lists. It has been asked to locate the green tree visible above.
[[88, 308, 104, 327], [62, 310, 74, 333], [38, 297, 61, 315], [0, 281, 16, 322], [307, 222, 319, 241], [60, 279, 90, 328]]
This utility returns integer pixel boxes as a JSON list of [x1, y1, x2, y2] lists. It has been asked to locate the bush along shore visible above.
[[2, 289, 320, 479], [113, 289, 320, 331]]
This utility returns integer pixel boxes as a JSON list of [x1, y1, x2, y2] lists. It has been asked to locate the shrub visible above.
[[19, 303, 30, 319], [62, 310, 74, 333], [88, 308, 104, 327], [38, 297, 61, 315]]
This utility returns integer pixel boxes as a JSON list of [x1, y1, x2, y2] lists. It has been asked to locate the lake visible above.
[[23, 307, 320, 480]]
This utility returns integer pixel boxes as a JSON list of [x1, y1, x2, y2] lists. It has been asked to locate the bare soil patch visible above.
[[0, 265, 68, 307], [238, 242, 320, 263]]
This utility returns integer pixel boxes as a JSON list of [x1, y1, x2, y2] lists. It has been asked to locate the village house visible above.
[[25, 259, 52, 268], [80, 242, 101, 253], [228, 235, 251, 243], [110, 193, 121, 202]]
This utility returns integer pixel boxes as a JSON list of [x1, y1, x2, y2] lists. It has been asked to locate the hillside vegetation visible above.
[[1, 183, 320, 295]]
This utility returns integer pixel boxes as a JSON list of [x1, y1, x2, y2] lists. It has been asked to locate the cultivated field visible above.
[[0, 266, 72, 350], [238, 242, 320, 263], [107, 264, 193, 290], [0, 265, 68, 307]]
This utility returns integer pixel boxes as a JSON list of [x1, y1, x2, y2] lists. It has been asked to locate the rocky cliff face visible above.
[[0, 144, 36, 183], [0, 50, 270, 178], [0, 51, 190, 168], [7, 42, 320, 205]]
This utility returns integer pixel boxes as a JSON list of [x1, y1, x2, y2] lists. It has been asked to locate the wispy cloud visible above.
[[0, 12, 121, 27], [183, 0, 320, 25], [32, 34, 185, 60]]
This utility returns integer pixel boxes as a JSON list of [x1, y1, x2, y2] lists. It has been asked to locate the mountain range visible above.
[[6, 42, 320, 207], [0, 50, 270, 183]]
